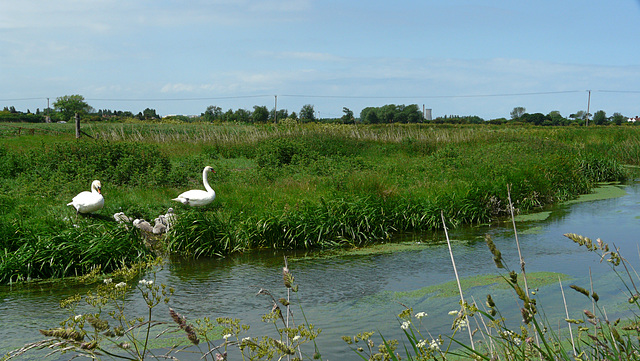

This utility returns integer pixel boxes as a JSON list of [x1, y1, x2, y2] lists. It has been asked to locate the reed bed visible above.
[[0, 123, 637, 282]]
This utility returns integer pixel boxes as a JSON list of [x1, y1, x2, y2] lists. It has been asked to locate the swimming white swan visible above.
[[67, 180, 104, 215], [172, 166, 216, 207]]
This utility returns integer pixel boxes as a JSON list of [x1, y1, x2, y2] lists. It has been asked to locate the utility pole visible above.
[[586, 90, 591, 127], [274, 95, 277, 124]]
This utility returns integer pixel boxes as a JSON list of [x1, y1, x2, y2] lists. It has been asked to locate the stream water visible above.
[[2, 182, 640, 360]]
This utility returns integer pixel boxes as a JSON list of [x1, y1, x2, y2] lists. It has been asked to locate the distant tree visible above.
[[570, 110, 586, 120], [53, 95, 91, 121], [139, 108, 159, 120], [592, 110, 608, 125], [252, 105, 269, 123], [488, 117, 508, 125], [300, 104, 315, 122], [547, 110, 564, 125], [612, 112, 625, 125], [289, 111, 298, 120], [270, 108, 289, 122], [400, 104, 423, 123], [366, 110, 380, 124], [202, 105, 222, 122], [521, 112, 548, 125], [341, 107, 354, 123], [510, 106, 526, 119], [235, 108, 251, 123]]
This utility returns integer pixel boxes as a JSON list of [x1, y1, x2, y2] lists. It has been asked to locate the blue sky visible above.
[[2, 0, 640, 120]]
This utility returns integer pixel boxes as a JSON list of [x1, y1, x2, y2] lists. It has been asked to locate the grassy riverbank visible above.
[[0, 122, 635, 282]]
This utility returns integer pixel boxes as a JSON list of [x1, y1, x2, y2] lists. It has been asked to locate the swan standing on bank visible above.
[[67, 180, 104, 215], [172, 166, 216, 207]]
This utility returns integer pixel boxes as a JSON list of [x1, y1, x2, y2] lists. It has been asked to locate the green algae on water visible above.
[[514, 211, 552, 223], [394, 271, 572, 299], [564, 184, 626, 205]]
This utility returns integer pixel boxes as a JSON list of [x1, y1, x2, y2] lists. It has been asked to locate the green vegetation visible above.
[[0, 122, 635, 283]]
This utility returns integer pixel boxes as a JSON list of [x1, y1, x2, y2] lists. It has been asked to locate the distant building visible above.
[[628, 116, 640, 123]]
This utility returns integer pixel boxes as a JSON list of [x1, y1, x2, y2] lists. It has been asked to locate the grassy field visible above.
[[0, 122, 634, 282]]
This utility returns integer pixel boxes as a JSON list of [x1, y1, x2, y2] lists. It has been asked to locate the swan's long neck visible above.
[[203, 169, 214, 194]]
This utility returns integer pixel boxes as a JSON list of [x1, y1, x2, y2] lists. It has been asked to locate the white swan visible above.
[[172, 166, 216, 207], [67, 180, 104, 215]]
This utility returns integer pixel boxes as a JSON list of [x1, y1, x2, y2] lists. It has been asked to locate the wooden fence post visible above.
[[75, 113, 80, 138]]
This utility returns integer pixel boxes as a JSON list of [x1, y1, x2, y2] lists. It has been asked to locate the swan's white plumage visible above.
[[172, 166, 216, 207], [67, 180, 104, 214]]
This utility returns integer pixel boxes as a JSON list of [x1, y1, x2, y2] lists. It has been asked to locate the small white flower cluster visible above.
[[429, 339, 441, 351], [456, 319, 468, 331], [115, 282, 127, 289], [414, 312, 428, 319], [223, 334, 232, 340], [138, 279, 154, 286], [448, 310, 458, 316], [292, 335, 301, 342], [501, 330, 522, 346], [74, 314, 83, 322], [103, 278, 112, 284], [401, 321, 411, 330], [417, 339, 427, 348]]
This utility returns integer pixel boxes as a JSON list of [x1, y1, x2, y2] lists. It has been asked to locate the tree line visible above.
[[1, 94, 637, 126]]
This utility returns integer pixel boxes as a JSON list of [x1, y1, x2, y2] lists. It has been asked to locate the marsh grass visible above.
[[0, 123, 637, 282], [0, 219, 150, 283]]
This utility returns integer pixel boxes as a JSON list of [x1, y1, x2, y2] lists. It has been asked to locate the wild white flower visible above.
[[223, 334, 232, 340], [138, 279, 154, 286], [292, 335, 301, 342], [74, 314, 83, 321], [401, 321, 411, 330], [242, 337, 252, 343], [448, 310, 458, 316], [417, 339, 427, 348], [103, 278, 112, 284], [455, 319, 468, 331], [115, 282, 127, 289], [415, 312, 428, 319], [429, 339, 440, 351]]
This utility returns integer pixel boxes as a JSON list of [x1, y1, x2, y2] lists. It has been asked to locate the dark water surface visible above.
[[2, 183, 640, 359]]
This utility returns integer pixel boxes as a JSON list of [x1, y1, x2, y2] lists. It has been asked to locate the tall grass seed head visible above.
[[282, 266, 294, 289], [485, 234, 505, 268], [570, 284, 590, 297]]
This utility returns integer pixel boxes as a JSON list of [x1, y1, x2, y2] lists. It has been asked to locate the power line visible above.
[[86, 95, 273, 102], [0, 97, 48, 101], [596, 90, 640, 94], [280, 90, 584, 99]]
